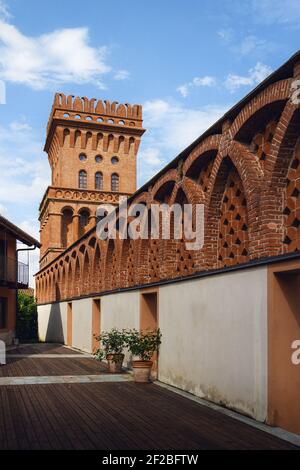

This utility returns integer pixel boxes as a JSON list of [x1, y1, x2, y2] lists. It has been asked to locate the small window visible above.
[[95, 172, 103, 190], [86, 116, 93, 121], [79, 153, 87, 162], [95, 155, 103, 163], [111, 173, 119, 192], [75, 114, 81, 119], [0, 297, 7, 329], [97, 117, 103, 122], [63, 113, 70, 118], [119, 120, 125, 125], [111, 156, 119, 165], [108, 119, 114, 124], [79, 170, 87, 189]]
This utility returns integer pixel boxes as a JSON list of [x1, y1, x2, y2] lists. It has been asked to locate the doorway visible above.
[[67, 302, 72, 347], [268, 261, 300, 435], [92, 299, 101, 354], [140, 290, 158, 378]]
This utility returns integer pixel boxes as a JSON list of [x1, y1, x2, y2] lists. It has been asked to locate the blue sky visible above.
[[0, 0, 299, 282]]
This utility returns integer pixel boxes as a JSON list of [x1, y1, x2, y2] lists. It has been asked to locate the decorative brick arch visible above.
[[205, 157, 250, 267], [91, 242, 102, 292], [152, 170, 177, 202], [259, 106, 300, 255], [183, 134, 221, 175], [231, 79, 292, 139], [104, 239, 121, 290]]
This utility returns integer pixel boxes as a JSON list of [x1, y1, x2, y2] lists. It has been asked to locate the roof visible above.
[[0, 215, 41, 247]]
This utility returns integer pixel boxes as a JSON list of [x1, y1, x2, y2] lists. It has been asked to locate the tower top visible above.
[[45, 93, 144, 152]]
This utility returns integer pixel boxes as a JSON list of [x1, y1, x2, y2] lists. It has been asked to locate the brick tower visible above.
[[39, 93, 145, 269]]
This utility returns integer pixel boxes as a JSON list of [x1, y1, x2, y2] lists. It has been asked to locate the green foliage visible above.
[[126, 329, 162, 361], [94, 328, 162, 362], [17, 293, 38, 341], [94, 328, 127, 362]]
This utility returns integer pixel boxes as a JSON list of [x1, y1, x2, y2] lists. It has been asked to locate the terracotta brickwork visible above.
[[39, 94, 145, 268], [36, 58, 300, 304]]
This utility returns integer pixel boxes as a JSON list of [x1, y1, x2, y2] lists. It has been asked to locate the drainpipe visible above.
[[15, 245, 38, 345]]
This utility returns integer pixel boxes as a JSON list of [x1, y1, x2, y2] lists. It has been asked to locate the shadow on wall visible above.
[[45, 303, 64, 343]]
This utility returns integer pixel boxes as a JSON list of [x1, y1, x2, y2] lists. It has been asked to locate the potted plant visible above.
[[126, 329, 162, 383], [94, 328, 127, 373]]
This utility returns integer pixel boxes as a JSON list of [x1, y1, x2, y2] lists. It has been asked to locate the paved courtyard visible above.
[[0, 343, 298, 450]]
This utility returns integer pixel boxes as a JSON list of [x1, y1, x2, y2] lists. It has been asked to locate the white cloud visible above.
[[233, 35, 272, 56], [139, 147, 162, 167], [225, 62, 273, 92], [0, 119, 50, 203], [177, 84, 189, 98], [0, 0, 10, 20], [138, 99, 229, 184], [252, 0, 300, 25], [177, 75, 216, 97], [217, 28, 234, 44], [0, 118, 47, 286], [0, 19, 111, 89], [0, 202, 7, 215], [114, 69, 130, 80]]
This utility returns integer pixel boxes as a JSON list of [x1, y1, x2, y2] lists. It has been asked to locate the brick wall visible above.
[[36, 60, 300, 304]]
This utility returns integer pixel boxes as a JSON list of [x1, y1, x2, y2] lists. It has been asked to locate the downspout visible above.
[[15, 245, 38, 344]]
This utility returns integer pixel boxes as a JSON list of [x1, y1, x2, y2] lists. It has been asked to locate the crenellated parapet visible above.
[[46, 93, 144, 140]]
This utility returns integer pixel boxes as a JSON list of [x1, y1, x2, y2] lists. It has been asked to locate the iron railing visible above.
[[0, 255, 29, 286]]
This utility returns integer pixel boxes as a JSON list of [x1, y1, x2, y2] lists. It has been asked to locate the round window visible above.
[[79, 154, 87, 162], [95, 155, 103, 163], [111, 156, 119, 165]]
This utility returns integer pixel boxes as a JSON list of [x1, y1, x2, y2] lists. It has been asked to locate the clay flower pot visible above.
[[132, 360, 153, 383], [106, 353, 125, 373]]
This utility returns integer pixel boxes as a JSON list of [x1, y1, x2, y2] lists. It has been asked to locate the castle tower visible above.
[[39, 93, 145, 269]]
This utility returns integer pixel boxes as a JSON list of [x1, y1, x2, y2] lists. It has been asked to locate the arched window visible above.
[[95, 172, 103, 190], [111, 173, 119, 192], [79, 170, 87, 189]]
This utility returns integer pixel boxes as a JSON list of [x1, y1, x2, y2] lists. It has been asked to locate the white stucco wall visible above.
[[101, 291, 140, 366], [37, 267, 267, 421], [71, 298, 93, 353], [38, 302, 67, 343], [158, 267, 268, 421]]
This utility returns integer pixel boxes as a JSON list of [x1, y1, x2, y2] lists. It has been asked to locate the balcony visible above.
[[0, 256, 29, 288]]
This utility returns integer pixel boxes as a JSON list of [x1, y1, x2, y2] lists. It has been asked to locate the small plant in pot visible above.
[[126, 329, 162, 383], [94, 328, 127, 373]]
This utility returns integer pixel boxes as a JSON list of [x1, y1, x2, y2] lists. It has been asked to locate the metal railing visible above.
[[18, 260, 29, 286], [0, 255, 29, 286]]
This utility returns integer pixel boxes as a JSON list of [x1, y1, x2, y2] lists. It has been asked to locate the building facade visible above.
[[0, 215, 40, 345], [36, 52, 300, 436], [39, 94, 145, 268]]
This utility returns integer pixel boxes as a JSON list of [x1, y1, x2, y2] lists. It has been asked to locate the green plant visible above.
[[94, 328, 127, 362], [17, 293, 38, 341], [126, 329, 162, 361]]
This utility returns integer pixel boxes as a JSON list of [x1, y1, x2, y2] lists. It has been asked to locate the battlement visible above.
[[46, 93, 143, 134]]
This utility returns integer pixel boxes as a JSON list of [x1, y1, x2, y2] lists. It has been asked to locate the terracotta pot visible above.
[[106, 353, 124, 373], [132, 360, 153, 383]]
